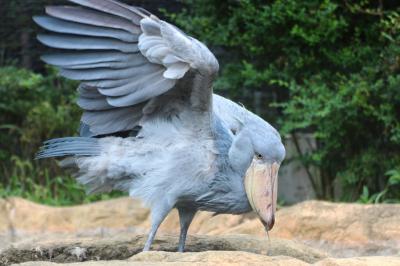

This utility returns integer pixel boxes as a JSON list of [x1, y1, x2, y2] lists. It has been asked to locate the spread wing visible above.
[[34, 0, 219, 136]]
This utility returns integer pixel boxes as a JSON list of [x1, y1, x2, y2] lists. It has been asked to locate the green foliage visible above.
[[0, 66, 125, 205], [0, 156, 122, 206], [171, 0, 400, 201], [358, 168, 400, 204], [281, 68, 400, 201], [0, 66, 79, 158]]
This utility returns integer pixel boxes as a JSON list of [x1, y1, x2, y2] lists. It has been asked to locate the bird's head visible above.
[[243, 119, 285, 232]]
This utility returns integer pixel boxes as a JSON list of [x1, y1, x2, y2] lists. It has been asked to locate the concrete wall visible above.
[[278, 134, 318, 204]]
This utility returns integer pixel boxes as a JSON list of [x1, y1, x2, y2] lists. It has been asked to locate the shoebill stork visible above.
[[35, 0, 285, 252]]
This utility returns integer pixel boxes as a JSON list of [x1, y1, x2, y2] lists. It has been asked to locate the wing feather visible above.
[[98, 70, 164, 96], [77, 85, 103, 99], [164, 63, 191, 79], [41, 52, 143, 67], [83, 78, 136, 88], [33, 16, 137, 42], [81, 106, 145, 134], [61, 60, 144, 70], [36, 0, 219, 136], [60, 64, 161, 80], [77, 97, 112, 111], [106, 78, 176, 107], [37, 34, 138, 52], [68, 0, 143, 24], [45, 6, 140, 34]]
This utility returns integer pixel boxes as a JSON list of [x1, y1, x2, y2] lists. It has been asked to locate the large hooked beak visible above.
[[244, 160, 279, 231]]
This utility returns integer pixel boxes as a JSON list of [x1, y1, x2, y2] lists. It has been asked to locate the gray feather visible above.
[[81, 106, 144, 134], [135, 7, 152, 17], [68, 0, 143, 25], [58, 157, 78, 168], [33, 16, 137, 42], [46, 6, 140, 34], [78, 85, 103, 99], [107, 0, 151, 18], [60, 64, 161, 81], [83, 78, 135, 88], [41, 52, 141, 67], [62, 60, 146, 70], [36, 137, 100, 159], [37, 34, 138, 53], [98, 70, 164, 96], [140, 18, 161, 36], [107, 78, 175, 107], [79, 123, 95, 137], [43, 137, 98, 144], [164, 63, 190, 79], [77, 97, 112, 111]]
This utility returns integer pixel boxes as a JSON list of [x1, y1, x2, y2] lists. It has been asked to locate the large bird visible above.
[[35, 0, 285, 252]]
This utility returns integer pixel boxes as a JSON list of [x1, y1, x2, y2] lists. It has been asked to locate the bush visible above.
[[0, 66, 124, 205], [281, 68, 400, 201]]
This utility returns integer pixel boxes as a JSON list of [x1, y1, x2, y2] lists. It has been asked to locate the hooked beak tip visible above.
[[262, 215, 275, 231]]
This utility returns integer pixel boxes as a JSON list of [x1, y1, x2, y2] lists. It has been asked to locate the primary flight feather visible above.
[[35, 0, 285, 252]]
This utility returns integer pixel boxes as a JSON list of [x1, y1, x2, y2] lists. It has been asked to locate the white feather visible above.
[[163, 63, 190, 79]]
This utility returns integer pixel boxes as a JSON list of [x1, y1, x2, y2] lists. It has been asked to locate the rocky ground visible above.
[[0, 197, 399, 265]]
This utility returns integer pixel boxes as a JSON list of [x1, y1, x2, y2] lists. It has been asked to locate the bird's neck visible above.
[[228, 128, 254, 175]]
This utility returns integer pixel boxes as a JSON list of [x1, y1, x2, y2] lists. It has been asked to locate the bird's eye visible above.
[[256, 153, 263, 160]]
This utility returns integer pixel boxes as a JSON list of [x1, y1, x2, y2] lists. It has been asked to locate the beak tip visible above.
[[262, 216, 275, 231]]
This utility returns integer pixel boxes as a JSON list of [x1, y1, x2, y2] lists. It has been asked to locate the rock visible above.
[[0, 197, 149, 251], [0, 197, 149, 234], [275, 200, 400, 242], [131, 252, 400, 266], [129, 251, 308, 265], [271, 200, 400, 257], [0, 200, 10, 232], [0, 235, 327, 266], [6, 251, 310, 266], [8, 253, 400, 266], [1, 198, 400, 257], [12, 262, 141, 266], [315, 256, 400, 266], [161, 200, 400, 256]]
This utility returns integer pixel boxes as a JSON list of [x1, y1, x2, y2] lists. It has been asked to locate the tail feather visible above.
[[36, 136, 134, 195], [43, 137, 98, 145], [36, 137, 101, 159]]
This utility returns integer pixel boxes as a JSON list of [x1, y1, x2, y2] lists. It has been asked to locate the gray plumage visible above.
[[37, 34, 138, 52], [35, 0, 285, 252], [45, 6, 140, 33], [40, 52, 140, 67], [33, 16, 138, 42], [77, 96, 112, 111]]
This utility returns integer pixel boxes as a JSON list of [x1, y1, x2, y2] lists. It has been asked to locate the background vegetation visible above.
[[0, 0, 399, 205]]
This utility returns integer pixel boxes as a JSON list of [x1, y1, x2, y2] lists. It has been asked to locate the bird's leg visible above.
[[143, 201, 173, 252], [177, 207, 196, 252]]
